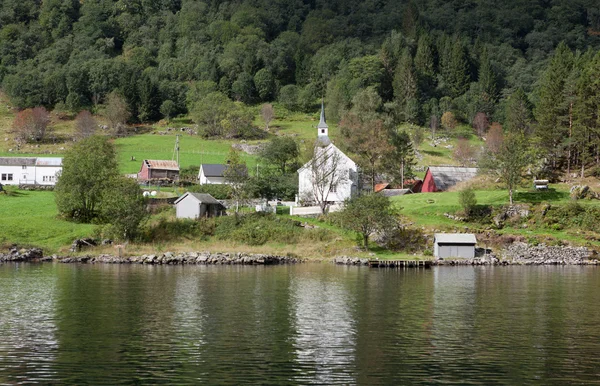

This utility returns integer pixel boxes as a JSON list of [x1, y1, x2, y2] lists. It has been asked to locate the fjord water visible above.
[[0, 264, 599, 385]]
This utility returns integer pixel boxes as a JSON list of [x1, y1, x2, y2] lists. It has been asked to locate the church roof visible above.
[[317, 100, 328, 129]]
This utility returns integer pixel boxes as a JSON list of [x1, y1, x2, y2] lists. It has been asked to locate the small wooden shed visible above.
[[174, 192, 225, 219], [434, 233, 477, 259]]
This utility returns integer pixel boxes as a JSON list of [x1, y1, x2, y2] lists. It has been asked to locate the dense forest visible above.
[[2, 0, 600, 175]]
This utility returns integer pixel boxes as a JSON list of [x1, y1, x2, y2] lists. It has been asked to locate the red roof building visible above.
[[138, 160, 180, 181]]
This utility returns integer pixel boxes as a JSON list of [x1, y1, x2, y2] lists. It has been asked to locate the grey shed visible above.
[[434, 233, 477, 259], [174, 192, 225, 219]]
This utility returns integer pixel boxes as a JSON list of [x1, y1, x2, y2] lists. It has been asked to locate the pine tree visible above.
[[504, 88, 533, 136], [385, 129, 416, 188], [477, 48, 498, 116], [414, 33, 435, 98], [393, 48, 419, 123], [573, 51, 600, 178], [535, 42, 574, 167], [447, 37, 470, 98]]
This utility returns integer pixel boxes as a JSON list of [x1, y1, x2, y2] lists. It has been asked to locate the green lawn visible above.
[[392, 186, 600, 247], [0, 190, 96, 252], [113, 134, 260, 174]]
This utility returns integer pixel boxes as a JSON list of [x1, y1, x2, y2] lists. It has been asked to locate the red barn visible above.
[[422, 166, 478, 192], [138, 160, 180, 181]]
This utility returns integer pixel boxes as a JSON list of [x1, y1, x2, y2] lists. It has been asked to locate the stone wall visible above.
[[501, 242, 594, 265]]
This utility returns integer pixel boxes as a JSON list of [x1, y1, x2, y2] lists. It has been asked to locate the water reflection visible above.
[[290, 267, 357, 384], [0, 264, 59, 383], [0, 263, 599, 384]]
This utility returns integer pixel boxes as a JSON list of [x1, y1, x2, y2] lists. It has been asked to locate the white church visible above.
[[297, 103, 358, 206]]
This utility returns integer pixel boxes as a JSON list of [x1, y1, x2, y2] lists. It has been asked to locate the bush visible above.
[[215, 213, 333, 246], [141, 218, 215, 242], [459, 187, 477, 217]]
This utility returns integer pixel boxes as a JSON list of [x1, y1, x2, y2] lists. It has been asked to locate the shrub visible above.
[[459, 187, 477, 217]]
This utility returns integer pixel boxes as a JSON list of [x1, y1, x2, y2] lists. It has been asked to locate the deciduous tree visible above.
[[338, 194, 399, 249], [75, 110, 97, 140]]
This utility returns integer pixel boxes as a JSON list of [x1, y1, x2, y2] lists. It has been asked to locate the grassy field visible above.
[[0, 190, 96, 251], [392, 185, 600, 248]]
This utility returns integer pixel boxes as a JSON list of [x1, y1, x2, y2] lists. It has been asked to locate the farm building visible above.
[[174, 192, 225, 219], [434, 233, 477, 259], [138, 160, 179, 181], [422, 166, 478, 192], [0, 157, 63, 186]]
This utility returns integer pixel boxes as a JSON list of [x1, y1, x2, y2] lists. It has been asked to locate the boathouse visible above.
[[434, 233, 477, 259]]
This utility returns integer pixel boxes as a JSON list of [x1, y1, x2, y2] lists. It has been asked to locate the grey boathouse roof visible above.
[[434, 233, 477, 245]]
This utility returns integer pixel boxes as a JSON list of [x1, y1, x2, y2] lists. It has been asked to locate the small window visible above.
[[321, 129, 325, 134], [7, 174, 13, 181], [331, 184, 337, 193], [1, 174, 5, 181], [22, 165, 27, 170]]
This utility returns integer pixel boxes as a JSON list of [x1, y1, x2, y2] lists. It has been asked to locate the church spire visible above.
[[317, 99, 328, 137]]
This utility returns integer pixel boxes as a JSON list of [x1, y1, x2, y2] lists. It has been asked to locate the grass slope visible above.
[[0, 190, 95, 251]]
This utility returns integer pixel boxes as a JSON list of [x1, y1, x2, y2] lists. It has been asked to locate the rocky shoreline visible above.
[[1, 243, 598, 266], [0, 248, 302, 265], [333, 242, 599, 266]]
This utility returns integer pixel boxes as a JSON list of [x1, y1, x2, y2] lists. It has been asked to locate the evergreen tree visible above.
[[447, 37, 470, 98], [385, 129, 416, 188], [504, 88, 533, 136], [535, 42, 574, 166], [414, 33, 435, 98], [392, 48, 419, 123], [477, 48, 498, 116]]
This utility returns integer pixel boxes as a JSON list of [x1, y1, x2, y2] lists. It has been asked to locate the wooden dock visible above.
[[368, 260, 433, 268]]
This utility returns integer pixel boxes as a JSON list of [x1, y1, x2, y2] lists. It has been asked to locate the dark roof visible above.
[[0, 157, 37, 166], [175, 192, 223, 206], [380, 188, 413, 197], [428, 166, 478, 191], [201, 164, 227, 177], [201, 164, 248, 177]]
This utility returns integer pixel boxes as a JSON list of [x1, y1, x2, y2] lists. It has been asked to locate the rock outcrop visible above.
[[0, 248, 44, 262]]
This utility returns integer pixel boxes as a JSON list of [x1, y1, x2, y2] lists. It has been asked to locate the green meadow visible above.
[[0, 190, 95, 251]]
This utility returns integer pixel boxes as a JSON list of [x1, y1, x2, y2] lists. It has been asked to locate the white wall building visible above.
[[198, 164, 227, 185], [297, 104, 358, 205], [0, 157, 63, 186]]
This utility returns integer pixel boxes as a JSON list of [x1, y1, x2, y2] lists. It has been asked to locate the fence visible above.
[[289, 205, 342, 216]]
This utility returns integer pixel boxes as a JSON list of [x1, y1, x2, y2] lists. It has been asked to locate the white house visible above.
[[198, 164, 227, 185], [0, 157, 63, 186], [297, 103, 358, 205]]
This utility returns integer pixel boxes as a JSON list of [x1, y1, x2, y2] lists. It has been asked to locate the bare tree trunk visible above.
[[509, 187, 513, 205], [401, 161, 405, 189], [567, 102, 573, 177]]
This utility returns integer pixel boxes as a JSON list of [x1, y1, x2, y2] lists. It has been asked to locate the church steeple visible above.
[[317, 100, 328, 137]]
